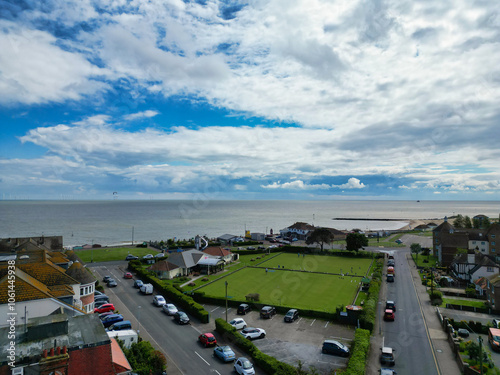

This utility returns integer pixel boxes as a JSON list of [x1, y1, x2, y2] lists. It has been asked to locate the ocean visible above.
[[0, 200, 499, 247]]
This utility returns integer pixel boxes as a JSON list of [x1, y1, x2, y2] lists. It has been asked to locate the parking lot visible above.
[[203, 303, 355, 374]]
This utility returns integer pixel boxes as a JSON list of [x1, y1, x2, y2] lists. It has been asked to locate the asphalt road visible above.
[[90, 262, 264, 375], [379, 248, 439, 375]]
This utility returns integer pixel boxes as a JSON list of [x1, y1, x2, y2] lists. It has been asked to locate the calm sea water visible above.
[[0, 200, 499, 247]]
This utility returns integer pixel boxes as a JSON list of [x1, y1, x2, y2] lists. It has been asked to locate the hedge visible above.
[[214, 318, 297, 375], [447, 318, 490, 335], [358, 258, 383, 331], [342, 328, 371, 375], [128, 260, 209, 323]]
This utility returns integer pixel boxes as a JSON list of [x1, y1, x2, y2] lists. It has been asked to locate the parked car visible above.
[[247, 246, 256, 250], [234, 357, 255, 375], [107, 279, 117, 287], [98, 311, 115, 320], [257, 246, 266, 250], [387, 259, 395, 266], [174, 311, 190, 324], [458, 328, 470, 338], [94, 290, 105, 296], [260, 306, 276, 319], [155, 252, 166, 258], [385, 301, 396, 312], [101, 314, 123, 328], [94, 295, 110, 302], [493, 319, 500, 328], [237, 304, 251, 315], [284, 309, 299, 322], [134, 280, 144, 288], [380, 369, 397, 375], [140, 283, 153, 294], [103, 276, 112, 283], [125, 254, 138, 260], [383, 309, 395, 321], [95, 299, 110, 308], [387, 266, 395, 275], [106, 320, 132, 331], [229, 318, 247, 330], [380, 347, 395, 366], [213, 345, 236, 362], [198, 333, 217, 347], [240, 327, 266, 340], [162, 303, 178, 316], [153, 295, 166, 307], [322, 340, 349, 357], [143, 254, 154, 259], [387, 274, 395, 282], [94, 303, 115, 314], [123, 272, 133, 279]]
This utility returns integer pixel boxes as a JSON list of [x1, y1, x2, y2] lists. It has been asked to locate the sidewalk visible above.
[[407, 253, 461, 375]]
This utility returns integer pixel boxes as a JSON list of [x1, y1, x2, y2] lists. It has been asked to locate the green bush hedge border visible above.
[[342, 328, 371, 375], [358, 258, 383, 331]]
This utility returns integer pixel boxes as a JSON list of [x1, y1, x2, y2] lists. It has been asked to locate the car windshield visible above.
[[207, 336, 216, 342], [494, 335, 500, 341], [222, 346, 232, 352], [242, 360, 252, 369]]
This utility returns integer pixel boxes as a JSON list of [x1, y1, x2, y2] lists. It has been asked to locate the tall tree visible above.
[[453, 214, 465, 228], [411, 243, 422, 263], [464, 215, 472, 228], [345, 232, 368, 252], [483, 216, 491, 229], [473, 218, 481, 229], [305, 228, 335, 252]]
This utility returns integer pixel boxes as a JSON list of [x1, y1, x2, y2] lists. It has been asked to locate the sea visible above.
[[1, 200, 499, 248]]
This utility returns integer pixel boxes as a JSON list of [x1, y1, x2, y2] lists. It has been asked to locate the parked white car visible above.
[[162, 303, 178, 316], [143, 254, 154, 259], [240, 327, 266, 340], [153, 295, 166, 306], [229, 318, 247, 330]]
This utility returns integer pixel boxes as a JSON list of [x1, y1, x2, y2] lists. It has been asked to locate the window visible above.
[[488, 267, 494, 272], [481, 242, 485, 245], [492, 242, 496, 246], [492, 235, 496, 239], [472, 241, 476, 244]]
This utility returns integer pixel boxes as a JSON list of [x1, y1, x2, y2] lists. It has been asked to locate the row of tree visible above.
[[453, 214, 492, 229], [305, 228, 368, 252]]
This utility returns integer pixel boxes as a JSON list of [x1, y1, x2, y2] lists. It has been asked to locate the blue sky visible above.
[[1, 0, 500, 200]]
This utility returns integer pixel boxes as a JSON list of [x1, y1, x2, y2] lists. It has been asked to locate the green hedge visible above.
[[448, 318, 490, 335], [214, 318, 296, 375], [342, 328, 371, 375], [128, 261, 209, 323], [359, 258, 383, 331]]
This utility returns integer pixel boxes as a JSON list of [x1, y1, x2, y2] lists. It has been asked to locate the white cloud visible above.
[[332, 178, 366, 189], [124, 110, 160, 121], [261, 180, 331, 190]]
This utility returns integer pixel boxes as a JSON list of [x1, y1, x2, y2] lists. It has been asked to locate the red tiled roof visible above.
[[203, 247, 232, 257], [110, 338, 132, 373]]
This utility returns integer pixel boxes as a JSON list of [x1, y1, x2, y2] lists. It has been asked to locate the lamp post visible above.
[[225, 281, 228, 322], [137, 305, 141, 335]]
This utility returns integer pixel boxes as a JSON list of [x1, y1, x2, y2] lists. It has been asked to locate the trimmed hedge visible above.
[[342, 328, 371, 375], [447, 318, 490, 335], [359, 258, 383, 331], [128, 261, 209, 323], [214, 318, 296, 375]]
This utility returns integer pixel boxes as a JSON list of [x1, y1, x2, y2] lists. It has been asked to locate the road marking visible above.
[[310, 319, 316, 326], [191, 325, 202, 334], [324, 321, 329, 328], [297, 317, 302, 324], [195, 351, 210, 366], [211, 306, 220, 313]]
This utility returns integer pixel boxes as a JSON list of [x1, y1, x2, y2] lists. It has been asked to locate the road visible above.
[[89, 262, 264, 375]]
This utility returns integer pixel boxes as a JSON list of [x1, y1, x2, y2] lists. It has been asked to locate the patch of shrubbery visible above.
[[342, 329, 371, 375]]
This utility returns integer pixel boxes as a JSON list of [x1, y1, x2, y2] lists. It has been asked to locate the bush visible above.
[[359, 259, 383, 331], [202, 277, 209, 282], [428, 290, 443, 305], [342, 329, 371, 375]]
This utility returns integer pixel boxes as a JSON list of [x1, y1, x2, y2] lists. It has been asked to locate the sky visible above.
[[1, 0, 500, 201]]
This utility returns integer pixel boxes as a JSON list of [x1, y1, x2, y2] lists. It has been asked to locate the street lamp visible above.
[[225, 281, 228, 322], [137, 305, 141, 335]]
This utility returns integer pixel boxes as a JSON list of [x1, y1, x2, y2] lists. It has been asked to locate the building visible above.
[[65, 261, 97, 313], [485, 274, 500, 310], [0, 236, 64, 253], [450, 250, 500, 283], [280, 222, 316, 240], [202, 247, 234, 263], [147, 260, 182, 280], [0, 313, 132, 375]]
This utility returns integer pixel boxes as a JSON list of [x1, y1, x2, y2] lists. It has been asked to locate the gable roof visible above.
[[451, 251, 498, 268], [433, 221, 453, 232], [487, 273, 500, 287], [168, 249, 206, 269], [0, 268, 53, 303], [286, 222, 315, 231], [147, 260, 180, 272], [110, 338, 132, 373], [203, 246, 232, 257]]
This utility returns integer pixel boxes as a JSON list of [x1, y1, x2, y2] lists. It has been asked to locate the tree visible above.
[[411, 243, 422, 263], [453, 214, 465, 228], [345, 233, 368, 252], [123, 340, 167, 375], [464, 215, 472, 228], [483, 216, 491, 229], [473, 217, 481, 229], [305, 228, 335, 252]]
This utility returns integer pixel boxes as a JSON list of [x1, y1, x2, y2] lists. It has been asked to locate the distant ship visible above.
[[417, 200, 421, 202]]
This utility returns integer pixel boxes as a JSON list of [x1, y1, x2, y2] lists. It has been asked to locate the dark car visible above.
[[237, 304, 251, 315], [387, 274, 395, 282], [103, 276, 112, 283], [134, 280, 144, 289], [107, 279, 117, 287], [94, 295, 110, 303], [322, 340, 349, 357], [260, 306, 276, 319], [387, 259, 395, 266], [458, 328, 469, 338], [126, 254, 139, 260], [284, 309, 299, 322], [101, 314, 124, 328], [174, 311, 190, 324], [385, 301, 396, 312], [380, 347, 395, 366], [98, 311, 115, 320]]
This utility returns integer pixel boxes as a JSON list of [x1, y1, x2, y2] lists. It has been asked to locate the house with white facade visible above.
[[450, 250, 500, 284]]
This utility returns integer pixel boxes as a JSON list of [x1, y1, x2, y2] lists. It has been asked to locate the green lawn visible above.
[[198, 267, 361, 312], [75, 247, 155, 263], [256, 253, 372, 276], [442, 298, 487, 309], [412, 253, 439, 268]]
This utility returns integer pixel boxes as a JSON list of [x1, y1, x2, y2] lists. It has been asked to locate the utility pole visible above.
[[225, 281, 228, 322]]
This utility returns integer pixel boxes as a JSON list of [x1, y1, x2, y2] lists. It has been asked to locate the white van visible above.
[[107, 329, 138, 348], [140, 283, 153, 294]]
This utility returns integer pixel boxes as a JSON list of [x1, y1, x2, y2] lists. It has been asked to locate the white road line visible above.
[[212, 370, 221, 375], [324, 321, 329, 328], [191, 325, 202, 334], [211, 306, 220, 313], [297, 317, 302, 324], [310, 319, 316, 326], [195, 351, 210, 366]]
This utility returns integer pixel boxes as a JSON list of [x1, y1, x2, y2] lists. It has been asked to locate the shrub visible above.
[[428, 290, 443, 305], [188, 282, 195, 287], [202, 277, 209, 282], [342, 329, 371, 375]]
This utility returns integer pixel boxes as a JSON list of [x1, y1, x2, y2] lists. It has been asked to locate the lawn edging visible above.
[[128, 260, 209, 323], [214, 318, 297, 375]]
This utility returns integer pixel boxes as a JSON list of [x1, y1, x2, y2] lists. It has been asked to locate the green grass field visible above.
[[256, 253, 372, 276], [75, 247, 155, 263], [199, 267, 362, 312]]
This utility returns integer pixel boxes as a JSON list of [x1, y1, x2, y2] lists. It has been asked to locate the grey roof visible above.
[[66, 261, 96, 284], [0, 313, 109, 363], [217, 234, 239, 241], [197, 257, 223, 266], [168, 249, 206, 269]]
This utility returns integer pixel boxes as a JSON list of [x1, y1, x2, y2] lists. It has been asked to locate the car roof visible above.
[[324, 339, 341, 345], [203, 332, 215, 337], [385, 309, 393, 313], [386, 300, 394, 304], [381, 347, 393, 354]]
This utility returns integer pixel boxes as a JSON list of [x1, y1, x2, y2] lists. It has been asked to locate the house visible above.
[[0, 313, 131, 375], [450, 250, 499, 283], [0, 236, 64, 252], [217, 234, 242, 245], [65, 261, 97, 313], [203, 246, 234, 263], [280, 222, 315, 240], [485, 274, 500, 310], [474, 277, 488, 296], [147, 260, 182, 280]]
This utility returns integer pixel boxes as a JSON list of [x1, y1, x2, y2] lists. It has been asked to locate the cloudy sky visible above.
[[1, 0, 499, 200]]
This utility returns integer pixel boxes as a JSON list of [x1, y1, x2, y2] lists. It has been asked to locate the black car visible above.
[[322, 340, 349, 357], [260, 306, 276, 319], [284, 309, 299, 322], [237, 304, 251, 315], [103, 276, 112, 283], [174, 311, 190, 324], [134, 280, 144, 288], [94, 299, 109, 308], [125, 254, 139, 260], [387, 274, 395, 282], [107, 279, 117, 287], [94, 295, 110, 304], [385, 301, 396, 312], [380, 347, 395, 366]]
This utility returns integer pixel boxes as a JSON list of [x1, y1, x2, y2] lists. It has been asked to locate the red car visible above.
[[123, 272, 133, 279], [383, 309, 395, 321], [198, 333, 217, 347], [94, 303, 115, 314]]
